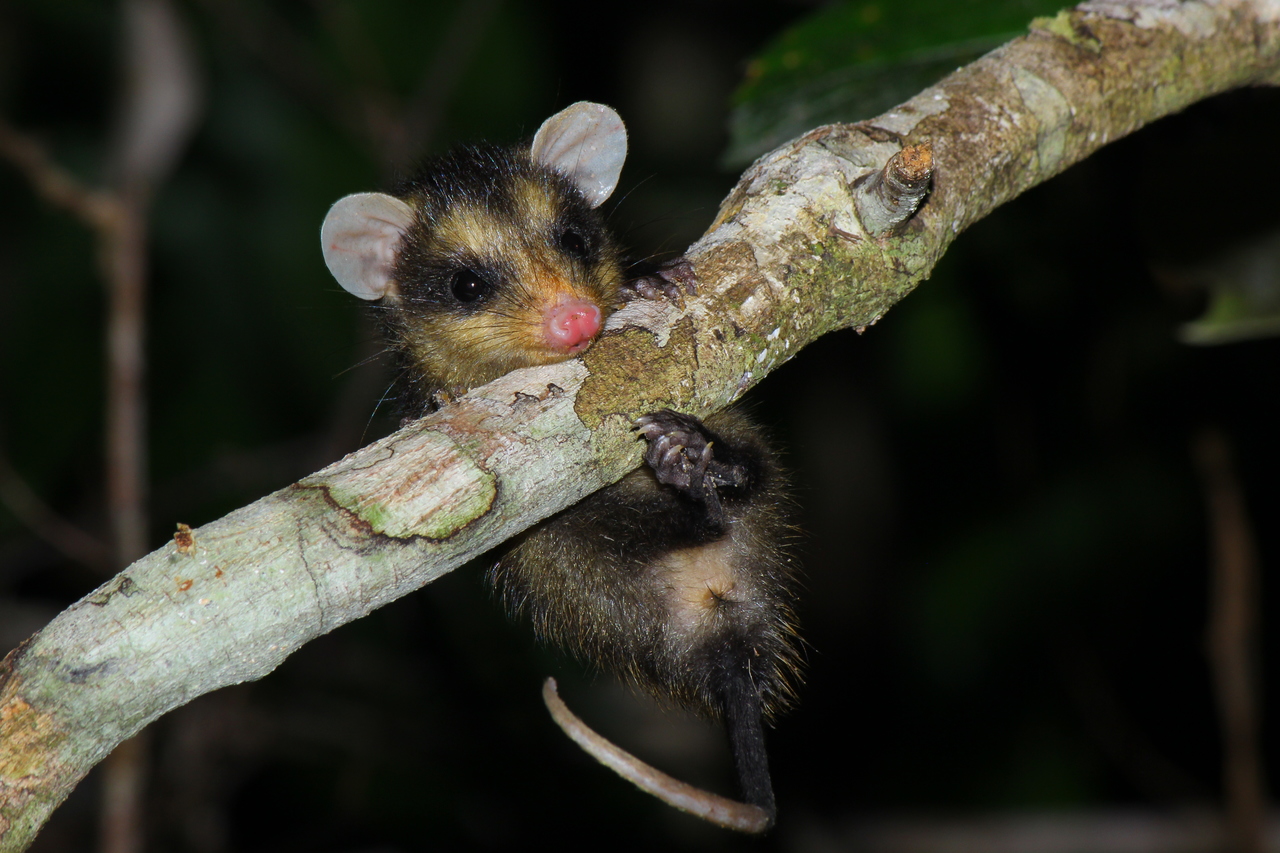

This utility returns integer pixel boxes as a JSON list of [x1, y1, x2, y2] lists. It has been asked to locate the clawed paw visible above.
[[625, 258, 699, 305], [635, 410, 714, 493]]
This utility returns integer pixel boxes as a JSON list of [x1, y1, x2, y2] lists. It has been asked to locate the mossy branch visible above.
[[3, 0, 1279, 847]]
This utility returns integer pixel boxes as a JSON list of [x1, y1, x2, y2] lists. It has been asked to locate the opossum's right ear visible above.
[[320, 192, 415, 301], [531, 102, 627, 209]]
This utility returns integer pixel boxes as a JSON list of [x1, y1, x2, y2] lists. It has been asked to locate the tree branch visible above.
[[2, 0, 1279, 847]]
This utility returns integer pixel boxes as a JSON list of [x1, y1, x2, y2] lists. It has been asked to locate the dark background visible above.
[[2, 1, 1278, 850]]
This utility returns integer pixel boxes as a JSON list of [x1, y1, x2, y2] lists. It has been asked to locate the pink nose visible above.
[[544, 298, 602, 352]]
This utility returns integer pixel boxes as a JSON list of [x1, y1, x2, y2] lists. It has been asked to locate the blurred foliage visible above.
[[1174, 231, 1280, 345], [725, 0, 1066, 165], [2, 1, 1279, 852]]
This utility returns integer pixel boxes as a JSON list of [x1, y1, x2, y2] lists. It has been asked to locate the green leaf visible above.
[[726, 0, 1068, 165]]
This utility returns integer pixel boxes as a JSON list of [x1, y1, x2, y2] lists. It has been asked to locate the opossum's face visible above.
[[319, 102, 629, 400], [386, 154, 624, 395]]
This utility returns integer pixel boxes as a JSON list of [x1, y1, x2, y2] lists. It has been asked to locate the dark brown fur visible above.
[[491, 409, 800, 722]]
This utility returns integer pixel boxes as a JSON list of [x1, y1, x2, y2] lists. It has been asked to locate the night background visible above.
[[2, 1, 1278, 851]]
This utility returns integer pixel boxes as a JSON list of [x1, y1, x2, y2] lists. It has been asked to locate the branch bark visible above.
[[3, 0, 1279, 847]]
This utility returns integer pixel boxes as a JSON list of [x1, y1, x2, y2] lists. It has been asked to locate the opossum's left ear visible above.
[[531, 102, 627, 208]]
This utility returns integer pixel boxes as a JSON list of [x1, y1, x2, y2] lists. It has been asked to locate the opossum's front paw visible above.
[[635, 410, 713, 494], [625, 258, 699, 304]]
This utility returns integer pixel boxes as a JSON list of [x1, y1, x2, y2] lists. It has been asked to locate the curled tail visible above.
[[542, 678, 773, 833]]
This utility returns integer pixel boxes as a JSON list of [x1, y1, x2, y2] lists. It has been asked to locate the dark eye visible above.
[[450, 269, 490, 303], [557, 228, 588, 259]]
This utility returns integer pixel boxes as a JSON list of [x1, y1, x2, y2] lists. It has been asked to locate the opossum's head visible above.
[[321, 102, 627, 399]]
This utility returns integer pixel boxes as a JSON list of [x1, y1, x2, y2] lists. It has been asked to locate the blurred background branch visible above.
[[2, 1, 200, 851], [1198, 430, 1267, 853]]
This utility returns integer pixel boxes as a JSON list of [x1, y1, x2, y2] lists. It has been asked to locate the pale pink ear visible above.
[[530, 102, 627, 209], [320, 192, 416, 301]]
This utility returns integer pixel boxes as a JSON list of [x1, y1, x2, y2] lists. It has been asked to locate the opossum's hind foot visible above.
[[636, 410, 715, 492], [635, 410, 752, 528], [541, 678, 773, 834]]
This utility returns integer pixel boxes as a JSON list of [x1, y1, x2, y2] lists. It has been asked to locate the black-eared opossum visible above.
[[320, 102, 801, 832]]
